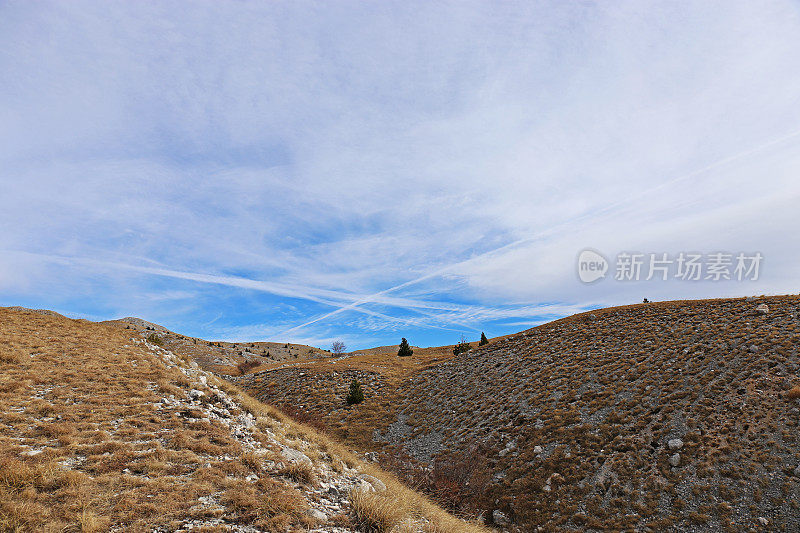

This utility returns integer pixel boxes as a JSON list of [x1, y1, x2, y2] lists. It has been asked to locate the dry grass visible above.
[[0, 306, 484, 533], [278, 461, 316, 484], [350, 487, 406, 531], [226, 294, 800, 531], [0, 308, 311, 531]]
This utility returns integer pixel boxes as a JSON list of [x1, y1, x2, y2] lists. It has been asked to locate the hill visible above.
[[102, 317, 331, 374], [0, 307, 486, 532], [230, 295, 800, 531]]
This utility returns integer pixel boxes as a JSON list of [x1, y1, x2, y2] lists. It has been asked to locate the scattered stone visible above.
[[794, 465, 800, 477], [307, 509, 327, 521], [281, 446, 312, 466], [668, 438, 684, 451], [357, 474, 386, 492], [493, 509, 510, 526], [758, 517, 769, 526], [749, 345, 759, 353], [188, 389, 205, 400], [669, 453, 681, 467], [533, 445, 543, 454], [21, 448, 43, 457], [756, 304, 769, 314]]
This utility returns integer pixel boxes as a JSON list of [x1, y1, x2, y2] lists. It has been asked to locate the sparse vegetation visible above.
[[479, 332, 489, 346], [230, 295, 800, 531], [237, 358, 262, 375], [452, 335, 471, 356], [146, 332, 164, 346], [331, 340, 347, 355], [0, 307, 482, 532]]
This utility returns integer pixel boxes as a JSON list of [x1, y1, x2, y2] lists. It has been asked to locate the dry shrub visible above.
[[0, 458, 58, 493], [279, 461, 316, 484], [350, 488, 406, 532], [0, 349, 22, 364], [237, 359, 262, 375], [78, 507, 108, 532], [220, 478, 307, 528], [240, 451, 263, 471]]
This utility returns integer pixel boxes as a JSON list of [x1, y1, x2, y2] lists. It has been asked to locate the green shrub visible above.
[[346, 379, 364, 405], [452, 335, 471, 356], [146, 333, 164, 346], [397, 338, 413, 357], [479, 332, 489, 346]]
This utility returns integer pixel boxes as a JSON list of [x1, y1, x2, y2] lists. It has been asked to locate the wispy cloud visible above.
[[2, 1, 800, 348]]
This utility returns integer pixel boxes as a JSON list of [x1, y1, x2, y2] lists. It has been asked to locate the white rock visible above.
[[281, 446, 312, 466], [533, 445, 543, 454], [756, 304, 769, 314], [667, 438, 683, 450], [307, 509, 327, 521], [355, 480, 375, 493], [188, 389, 205, 400], [758, 517, 769, 526], [357, 474, 386, 492], [21, 449, 43, 457], [493, 509, 510, 526], [668, 453, 681, 467], [236, 414, 255, 428]]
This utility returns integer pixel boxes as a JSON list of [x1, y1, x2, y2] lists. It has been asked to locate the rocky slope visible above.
[[0, 307, 485, 532], [235, 295, 800, 531], [102, 317, 331, 373]]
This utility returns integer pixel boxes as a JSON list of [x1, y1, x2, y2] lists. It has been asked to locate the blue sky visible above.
[[2, 1, 800, 350]]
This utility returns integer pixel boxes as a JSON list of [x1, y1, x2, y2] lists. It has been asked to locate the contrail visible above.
[[4, 250, 482, 334], [280, 127, 800, 334]]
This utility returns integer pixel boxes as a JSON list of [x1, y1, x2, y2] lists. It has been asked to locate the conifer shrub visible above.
[[347, 379, 364, 405], [397, 338, 413, 357], [479, 332, 489, 346]]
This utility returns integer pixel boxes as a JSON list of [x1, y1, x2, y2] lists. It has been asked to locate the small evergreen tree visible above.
[[480, 332, 489, 346], [397, 337, 413, 357], [346, 379, 364, 404], [452, 335, 471, 356]]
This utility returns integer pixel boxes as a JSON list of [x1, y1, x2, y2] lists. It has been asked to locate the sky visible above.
[[1, 1, 800, 350]]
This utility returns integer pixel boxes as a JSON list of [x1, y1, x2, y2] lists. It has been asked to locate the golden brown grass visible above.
[[0, 306, 485, 533]]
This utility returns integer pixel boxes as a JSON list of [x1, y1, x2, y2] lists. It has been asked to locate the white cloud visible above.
[[1, 1, 799, 346]]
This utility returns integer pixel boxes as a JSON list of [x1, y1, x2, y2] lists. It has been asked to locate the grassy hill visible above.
[[229, 295, 800, 531], [0, 307, 486, 532], [102, 317, 330, 375]]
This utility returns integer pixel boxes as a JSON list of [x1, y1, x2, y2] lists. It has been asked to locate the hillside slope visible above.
[[234, 295, 800, 531], [102, 316, 330, 373], [0, 307, 486, 532]]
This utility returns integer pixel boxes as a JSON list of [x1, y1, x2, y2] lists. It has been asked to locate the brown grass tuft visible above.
[[350, 488, 406, 532], [279, 461, 316, 485]]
